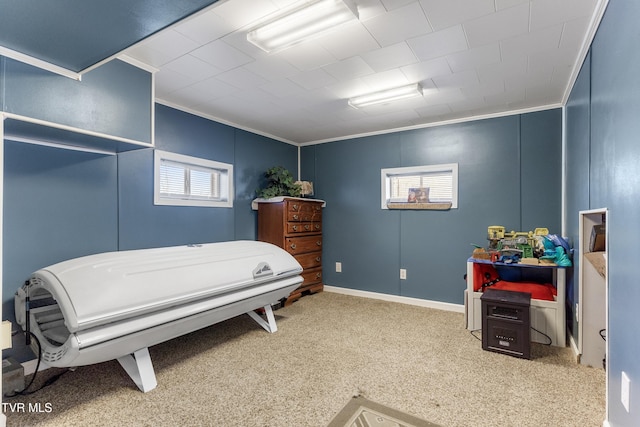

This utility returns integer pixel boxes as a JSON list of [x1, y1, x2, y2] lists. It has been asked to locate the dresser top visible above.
[[251, 197, 326, 210]]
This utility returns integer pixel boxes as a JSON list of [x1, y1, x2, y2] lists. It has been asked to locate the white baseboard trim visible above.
[[602, 420, 610, 427], [569, 333, 581, 363], [324, 285, 465, 313]]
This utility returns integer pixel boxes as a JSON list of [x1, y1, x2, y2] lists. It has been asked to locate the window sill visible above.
[[386, 202, 452, 210]]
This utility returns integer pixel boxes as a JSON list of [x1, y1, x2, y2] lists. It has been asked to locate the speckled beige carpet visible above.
[[4, 291, 605, 427]]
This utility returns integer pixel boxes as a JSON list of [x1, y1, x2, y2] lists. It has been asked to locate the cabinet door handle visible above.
[[290, 243, 297, 250]]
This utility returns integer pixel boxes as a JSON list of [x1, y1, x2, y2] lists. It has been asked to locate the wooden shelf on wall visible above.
[[386, 202, 452, 210]]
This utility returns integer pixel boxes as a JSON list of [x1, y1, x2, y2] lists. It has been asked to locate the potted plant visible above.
[[256, 166, 301, 198]]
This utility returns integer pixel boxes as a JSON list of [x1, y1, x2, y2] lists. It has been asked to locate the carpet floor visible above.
[[4, 291, 605, 426]]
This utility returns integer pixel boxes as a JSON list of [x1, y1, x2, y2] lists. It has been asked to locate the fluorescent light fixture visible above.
[[348, 84, 424, 108], [247, 0, 359, 53]]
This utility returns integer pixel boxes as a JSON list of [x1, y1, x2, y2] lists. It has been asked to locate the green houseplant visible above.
[[257, 166, 301, 198]]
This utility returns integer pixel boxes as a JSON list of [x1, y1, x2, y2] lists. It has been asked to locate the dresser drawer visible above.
[[301, 268, 322, 286], [285, 235, 322, 255], [287, 210, 321, 222], [295, 252, 322, 269], [286, 200, 322, 222], [287, 222, 322, 234]]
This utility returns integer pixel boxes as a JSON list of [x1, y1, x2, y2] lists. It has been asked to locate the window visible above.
[[154, 150, 233, 207], [381, 163, 458, 209]]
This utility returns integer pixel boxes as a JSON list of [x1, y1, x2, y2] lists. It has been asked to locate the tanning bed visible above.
[[14, 241, 303, 392]]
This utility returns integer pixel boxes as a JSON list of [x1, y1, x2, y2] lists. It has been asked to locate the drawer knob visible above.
[[315, 257, 321, 262], [315, 224, 320, 230], [316, 272, 321, 279], [293, 214, 299, 220], [290, 243, 297, 250], [293, 204, 299, 210], [316, 241, 321, 246], [292, 225, 298, 231], [304, 224, 310, 230]]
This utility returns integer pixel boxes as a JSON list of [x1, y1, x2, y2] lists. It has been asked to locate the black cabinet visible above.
[[481, 289, 531, 359]]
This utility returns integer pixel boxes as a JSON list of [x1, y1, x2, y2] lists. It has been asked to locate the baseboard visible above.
[[569, 333, 581, 363], [602, 420, 610, 427], [324, 286, 465, 313]]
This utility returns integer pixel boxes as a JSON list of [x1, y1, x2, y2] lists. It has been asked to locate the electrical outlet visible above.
[[336, 262, 342, 273], [400, 269, 407, 280], [621, 371, 630, 413]]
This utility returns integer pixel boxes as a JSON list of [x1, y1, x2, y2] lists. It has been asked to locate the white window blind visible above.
[[381, 163, 458, 209], [154, 150, 233, 208]]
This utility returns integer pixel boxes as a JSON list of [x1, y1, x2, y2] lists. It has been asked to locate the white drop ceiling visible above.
[[123, 0, 607, 145]]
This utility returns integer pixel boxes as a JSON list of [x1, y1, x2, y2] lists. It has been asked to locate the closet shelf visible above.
[[584, 251, 607, 279]]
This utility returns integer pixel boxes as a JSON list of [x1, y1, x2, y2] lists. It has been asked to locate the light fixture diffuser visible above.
[[348, 84, 424, 108], [247, 0, 359, 53]]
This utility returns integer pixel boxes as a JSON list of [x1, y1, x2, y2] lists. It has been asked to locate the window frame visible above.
[[153, 149, 234, 208], [380, 163, 458, 209]]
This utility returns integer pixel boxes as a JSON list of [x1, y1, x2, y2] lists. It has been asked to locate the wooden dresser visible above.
[[257, 198, 324, 305]]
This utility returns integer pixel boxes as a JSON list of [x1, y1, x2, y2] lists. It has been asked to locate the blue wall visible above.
[[3, 100, 297, 360], [565, 1, 640, 424], [1, 57, 152, 144], [301, 109, 562, 304]]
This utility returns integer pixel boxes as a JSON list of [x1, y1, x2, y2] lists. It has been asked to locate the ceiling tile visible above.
[[317, 22, 381, 60], [129, 30, 201, 67], [242, 56, 300, 81], [464, 2, 530, 48], [154, 68, 198, 96], [500, 24, 564, 59], [288, 68, 339, 91], [360, 68, 412, 91], [276, 43, 337, 71], [164, 54, 222, 80], [495, 0, 528, 11], [406, 25, 468, 61], [322, 56, 376, 81], [363, 2, 433, 47], [215, 67, 269, 89], [420, 0, 495, 31], [433, 69, 479, 90], [400, 57, 452, 82], [360, 42, 418, 72], [446, 43, 501, 73], [190, 40, 254, 71], [530, 0, 598, 31], [380, 0, 417, 11], [173, 9, 236, 44], [475, 55, 528, 85], [212, 0, 279, 29]]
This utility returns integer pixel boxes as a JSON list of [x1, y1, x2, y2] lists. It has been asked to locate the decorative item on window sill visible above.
[[295, 181, 314, 197], [387, 186, 451, 210]]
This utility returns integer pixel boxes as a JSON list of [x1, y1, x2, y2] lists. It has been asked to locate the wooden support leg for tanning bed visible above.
[[247, 304, 278, 333], [117, 348, 158, 393]]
